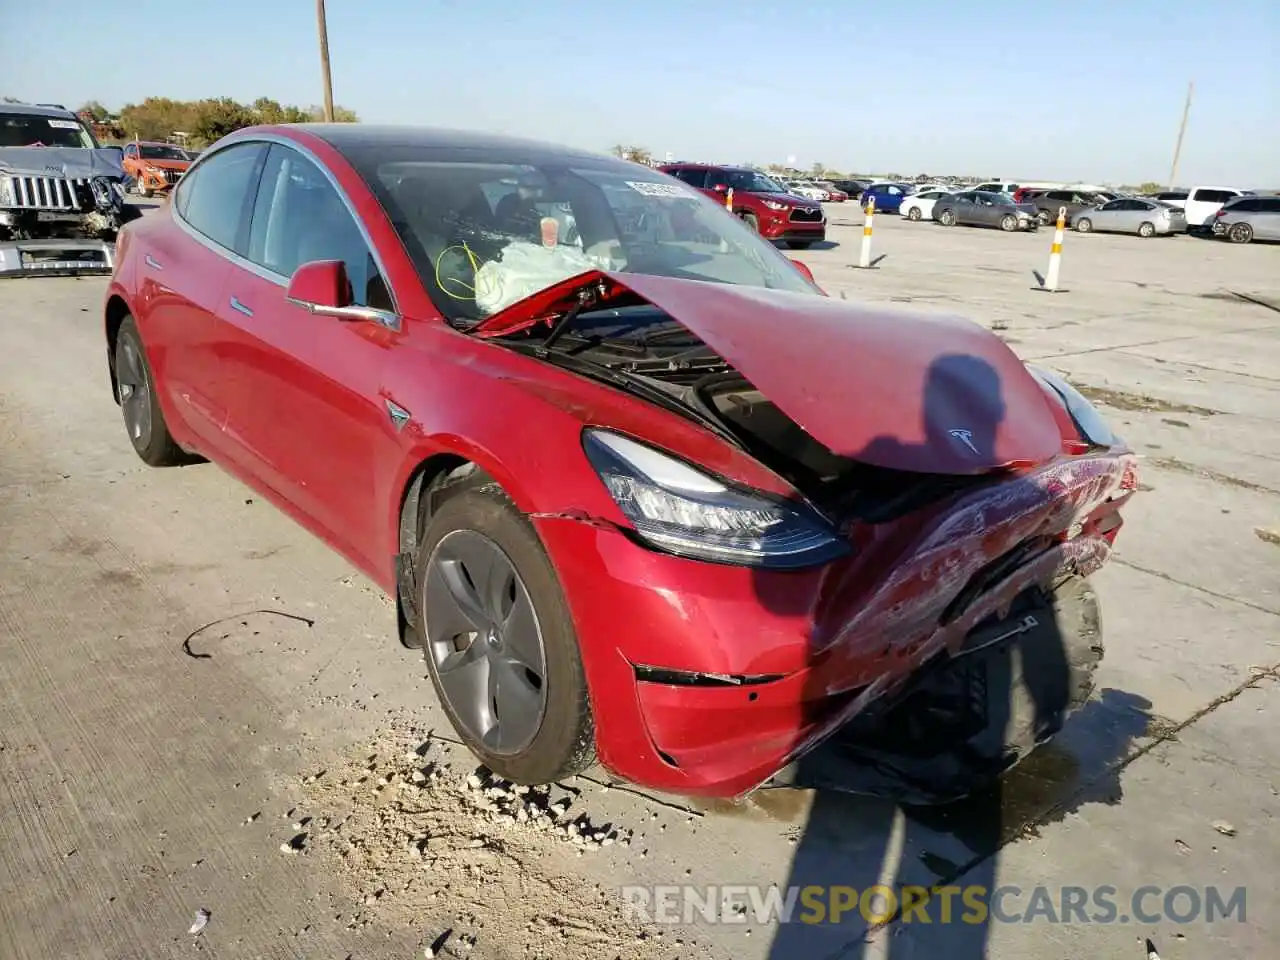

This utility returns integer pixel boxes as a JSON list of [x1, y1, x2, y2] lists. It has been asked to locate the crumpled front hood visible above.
[[475, 271, 1062, 474], [0, 146, 126, 180]]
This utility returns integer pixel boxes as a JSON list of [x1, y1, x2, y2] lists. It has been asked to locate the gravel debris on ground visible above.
[[290, 723, 700, 960]]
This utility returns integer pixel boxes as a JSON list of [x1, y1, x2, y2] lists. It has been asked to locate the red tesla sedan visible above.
[[103, 124, 1139, 800]]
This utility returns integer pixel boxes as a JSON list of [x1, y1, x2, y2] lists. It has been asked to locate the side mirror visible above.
[[286, 259, 399, 329]]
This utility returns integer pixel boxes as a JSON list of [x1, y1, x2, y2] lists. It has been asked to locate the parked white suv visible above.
[[1183, 186, 1252, 231]]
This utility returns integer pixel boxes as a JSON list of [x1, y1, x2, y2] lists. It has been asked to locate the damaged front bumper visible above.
[[0, 238, 115, 277], [534, 449, 1137, 799]]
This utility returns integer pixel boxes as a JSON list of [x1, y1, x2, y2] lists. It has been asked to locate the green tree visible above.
[[119, 97, 196, 141], [190, 97, 256, 142], [79, 100, 110, 121], [1138, 181, 1163, 194]]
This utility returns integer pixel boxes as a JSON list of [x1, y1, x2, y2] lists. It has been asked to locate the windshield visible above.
[[140, 143, 190, 161], [0, 113, 97, 148], [354, 155, 820, 325], [724, 170, 785, 193]]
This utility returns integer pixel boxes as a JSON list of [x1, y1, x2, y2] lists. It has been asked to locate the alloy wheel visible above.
[[423, 529, 548, 756], [116, 337, 153, 446]]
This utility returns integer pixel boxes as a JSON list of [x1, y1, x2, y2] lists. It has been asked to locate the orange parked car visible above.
[[121, 140, 193, 197]]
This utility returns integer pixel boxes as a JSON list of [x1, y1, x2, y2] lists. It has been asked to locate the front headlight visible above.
[[1026, 365, 1117, 447], [582, 430, 850, 569], [762, 200, 789, 211]]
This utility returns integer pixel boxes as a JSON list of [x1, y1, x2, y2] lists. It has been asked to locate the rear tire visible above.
[[415, 481, 596, 785], [1228, 222, 1253, 244], [1138, 221, 1155, 238], [114, 316, 186, 467], [1075, 217, 1093, 233]]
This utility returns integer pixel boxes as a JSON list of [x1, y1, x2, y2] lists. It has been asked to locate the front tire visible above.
[[999, 214, 1017, 232], [1228, 222, 1253, 244], [114, 316, 186, 466], [134, 176, 151, 199], [416, 481, 596, 784], [907, 207, 922, 221], [938, 209, 956, 226], [1075, 217, 1093, 233], [740, 212, 760, 234]]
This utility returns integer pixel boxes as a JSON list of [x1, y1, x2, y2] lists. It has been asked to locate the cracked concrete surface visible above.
[[1, 210, 1276, 959]]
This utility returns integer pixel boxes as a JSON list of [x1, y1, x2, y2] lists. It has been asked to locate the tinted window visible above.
[[246, 144, 391, 309], [1192, 188, 1235, 204], [1225, 198, 1259, 212], [0, 112, 96, 148], [671, 168, 708, 188], [1156, 191, 1188, 201], [1100, 201, 1122, 211], [921, 191, 945, 199], [1257, 197, 1280, 212], [177, 142, 267, 252]]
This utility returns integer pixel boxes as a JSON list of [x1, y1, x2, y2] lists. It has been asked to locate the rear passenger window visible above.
[[1258, 197, 1280, 212], [1193, 189, 1234, 204], [671, 168, 708, 188], [175, 142, 267, 252]]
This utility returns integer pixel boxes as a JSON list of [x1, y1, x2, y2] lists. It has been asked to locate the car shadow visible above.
[[749, 353, 1149, 959]]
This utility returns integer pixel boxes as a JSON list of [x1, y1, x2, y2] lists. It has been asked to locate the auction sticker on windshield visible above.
[[46, 120, 82, 129], [627, 181, 690, 199]]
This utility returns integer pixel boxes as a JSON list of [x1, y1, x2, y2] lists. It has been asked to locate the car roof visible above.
[[295, 123, 612, 163], [0, 102, 79, 120]]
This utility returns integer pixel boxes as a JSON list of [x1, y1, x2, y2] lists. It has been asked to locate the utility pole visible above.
[[1167, 80, 1193, 190], [316, 0, 335, 122]]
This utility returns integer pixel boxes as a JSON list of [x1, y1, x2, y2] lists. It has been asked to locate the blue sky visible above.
[[3, 0, 1276, 184]]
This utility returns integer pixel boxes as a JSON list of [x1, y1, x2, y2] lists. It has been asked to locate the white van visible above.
[[1184, 186, 1251, 230], [971, 181, 1019, 196]]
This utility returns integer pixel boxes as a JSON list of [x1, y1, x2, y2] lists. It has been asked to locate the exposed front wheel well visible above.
[[105, 295, 131, 403], [394, 454, 491, 647]]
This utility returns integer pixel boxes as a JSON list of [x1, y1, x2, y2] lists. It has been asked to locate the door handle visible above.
[[144, 254, 163, 270], [229, 296, 254, 318]]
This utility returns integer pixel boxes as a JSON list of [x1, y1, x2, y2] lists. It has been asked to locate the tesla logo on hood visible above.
[[948, 428, 980, 455]]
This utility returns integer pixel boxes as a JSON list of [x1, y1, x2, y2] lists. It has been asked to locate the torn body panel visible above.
[[532, 447, 1135, 798]]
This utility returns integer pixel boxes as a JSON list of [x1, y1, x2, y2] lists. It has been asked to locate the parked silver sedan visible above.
[[932, 190, 1039, 231], [1211, 195, 1280, 243], [1073, 197, 1186, 237]]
